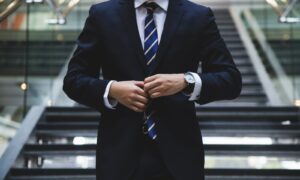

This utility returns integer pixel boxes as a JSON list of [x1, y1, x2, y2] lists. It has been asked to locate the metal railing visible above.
[[0, 0, 81, 24], [266, 0, 300, 23], [0, 0, 23, 22], [41, 0, 81, 25]]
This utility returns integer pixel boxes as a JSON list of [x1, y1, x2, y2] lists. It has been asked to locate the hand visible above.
[[144, 74, 187, 98], [109, 81, 149, 112]]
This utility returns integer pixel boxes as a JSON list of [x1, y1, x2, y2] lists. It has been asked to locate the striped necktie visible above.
[[144, 2, 159, 74], [143, 2, 159, 140]]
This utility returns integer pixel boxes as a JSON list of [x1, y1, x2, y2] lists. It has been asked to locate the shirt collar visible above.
[[135, 0, 169, 12]]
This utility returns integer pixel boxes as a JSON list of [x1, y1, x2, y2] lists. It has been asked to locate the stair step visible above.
[[44, 108, 299, 122], [21, 144, 300, 157], [45, 112, 295, 124], [8, 169, 300, 180], [218, 26, 237, 31], [219, 30, 239, 34], [34, 123, 300, 138], [47, 107, 300, 121], [46, 106, 299, 115]]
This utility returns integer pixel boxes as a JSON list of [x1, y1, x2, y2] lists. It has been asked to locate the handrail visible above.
[[0, 0, 23, 22], [0, 106, 45, 180], [266, 0, 283, 16], [230, 7, 283, 106], [242, 9, 295, 104], [280, 0, 300, 23], [266, 0, 300, 23], [44, 0, 65, 24], [62, 0, 80, 18]]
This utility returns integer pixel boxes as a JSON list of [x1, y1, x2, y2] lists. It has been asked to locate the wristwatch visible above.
[[183, 72, 195, 95]]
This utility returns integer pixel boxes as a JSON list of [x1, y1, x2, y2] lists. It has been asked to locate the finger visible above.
[[128, 103, 143, 112], [144, 80, 161, 92], [130, 105, 143, 112], [133, 81, 144, 89], [129, 104, 144, 112], [134, 95, 149, 104], [134, 88, 148, 98], [148, 86, 162, 96], [134, 101, 146, 109], [144, 74, 159, 83], [150, 92, 162, 98]]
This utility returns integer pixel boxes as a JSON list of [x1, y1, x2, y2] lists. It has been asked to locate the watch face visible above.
[[186, 74, 195, 83]]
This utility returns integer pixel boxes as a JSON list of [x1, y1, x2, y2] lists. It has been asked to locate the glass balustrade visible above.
[[240, 0, 300, 105], [0, 0, 97, 157], [266, 0, 300, 23]]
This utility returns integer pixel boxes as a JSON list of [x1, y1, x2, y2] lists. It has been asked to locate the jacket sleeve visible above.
[[195, 8, 242, 105], [63, 5, 110, 111]]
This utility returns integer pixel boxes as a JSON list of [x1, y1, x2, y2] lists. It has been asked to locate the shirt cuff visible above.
[[103, 80, 118, 109], [188, 72, 202, 101]]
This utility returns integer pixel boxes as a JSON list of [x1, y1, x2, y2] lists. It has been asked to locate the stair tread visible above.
[[9, 168, 300, 176]]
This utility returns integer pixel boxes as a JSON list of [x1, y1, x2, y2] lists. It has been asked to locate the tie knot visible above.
[[143, 2, 158, 13]]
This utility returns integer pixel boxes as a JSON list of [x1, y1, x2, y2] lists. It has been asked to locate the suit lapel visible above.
[[151, 0, 185, 75], [118, 0, 147, 76]]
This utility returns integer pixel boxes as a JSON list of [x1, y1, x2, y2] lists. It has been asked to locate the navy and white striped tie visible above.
[[144, 2, 159, 74], [143, 2, 159, 140]]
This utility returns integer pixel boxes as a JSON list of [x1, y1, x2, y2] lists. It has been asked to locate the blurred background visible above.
[[0, 0, 299, 179]]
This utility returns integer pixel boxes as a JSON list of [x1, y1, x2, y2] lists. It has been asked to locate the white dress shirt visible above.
[[103, 0, 202, 109]]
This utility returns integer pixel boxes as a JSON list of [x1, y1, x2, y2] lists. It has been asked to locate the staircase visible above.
[[269, 40, 300, 75], [1, 9, 300, 180], [202, 9, 268, 106]]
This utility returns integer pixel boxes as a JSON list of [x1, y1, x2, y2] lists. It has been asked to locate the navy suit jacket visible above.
[[63, 0, 242, 179]]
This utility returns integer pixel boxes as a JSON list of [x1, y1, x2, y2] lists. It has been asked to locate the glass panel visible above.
[[0, 0, 89, 157], [26, 1, 85, 108], [243, 0, 300, 105], [266, 0, 300, 23], [0, 0, 28, 157]]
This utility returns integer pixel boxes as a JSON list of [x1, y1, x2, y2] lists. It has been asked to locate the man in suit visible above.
[[63, 0, 242, 179]]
